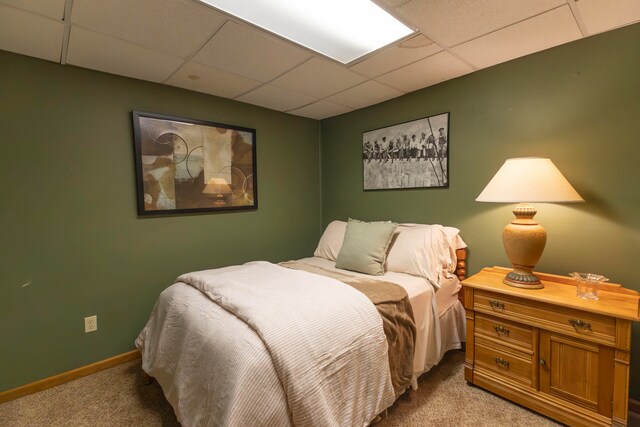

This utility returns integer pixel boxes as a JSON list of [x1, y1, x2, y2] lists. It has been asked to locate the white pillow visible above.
[[443, 226, 467, 250], [385, 224, 456, 287], [401, 223, 465, 247], [314, 220, 347, 261]]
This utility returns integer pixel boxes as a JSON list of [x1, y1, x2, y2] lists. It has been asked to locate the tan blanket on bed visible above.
[[280, 261, 416, 397]]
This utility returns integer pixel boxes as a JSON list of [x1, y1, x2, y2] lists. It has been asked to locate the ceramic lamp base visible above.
[[503, 268, 544, 289], [502, 203, 547, 290]]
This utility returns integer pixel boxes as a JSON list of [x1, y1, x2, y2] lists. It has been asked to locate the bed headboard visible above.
[[455, 248, 467, 305], [454, 248, 467, 281]]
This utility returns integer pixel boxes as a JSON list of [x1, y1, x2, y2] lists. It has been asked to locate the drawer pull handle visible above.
[[539, 359, 547, 366], [488, 300, 505, 310], [494, 357, 510, 368], [568, 319, 592, 332], [494, 325, 510, 336]]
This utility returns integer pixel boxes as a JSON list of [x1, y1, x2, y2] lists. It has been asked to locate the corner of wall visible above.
[[318, 119, 324, 232]]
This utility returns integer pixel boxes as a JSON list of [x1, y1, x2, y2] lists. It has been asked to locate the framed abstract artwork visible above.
[[362, 112, 449, 190], [132, 111, 257, 215]]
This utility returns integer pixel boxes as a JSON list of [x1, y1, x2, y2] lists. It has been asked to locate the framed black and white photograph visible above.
[[132, 111, 257, 215], [362, 112, 449, 190]]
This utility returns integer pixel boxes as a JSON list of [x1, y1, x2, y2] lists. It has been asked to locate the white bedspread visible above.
[[296, 256, 461, 384], [137, 261, 395, 427]]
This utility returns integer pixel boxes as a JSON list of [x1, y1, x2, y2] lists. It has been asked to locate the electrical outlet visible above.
[[84, 315, 97, 333]]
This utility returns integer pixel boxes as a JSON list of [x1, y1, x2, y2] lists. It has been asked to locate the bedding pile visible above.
[[137, 261, 395, 426]]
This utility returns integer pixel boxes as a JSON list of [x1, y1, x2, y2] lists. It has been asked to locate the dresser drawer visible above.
[[475, 337, 533, 388], [474, 290, 616, 346], [475, 312, 533, 351]]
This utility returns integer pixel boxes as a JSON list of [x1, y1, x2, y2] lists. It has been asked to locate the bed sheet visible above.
[[437, 274, 462, 317]]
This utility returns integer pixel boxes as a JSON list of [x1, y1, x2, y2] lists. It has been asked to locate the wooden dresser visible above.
[[462, 267, 640, 427]]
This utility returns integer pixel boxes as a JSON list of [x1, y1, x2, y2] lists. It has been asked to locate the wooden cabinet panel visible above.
[[539, 330, 614, 416]]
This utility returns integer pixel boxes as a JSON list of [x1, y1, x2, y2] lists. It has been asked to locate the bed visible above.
[[136, 220, 467, 426]]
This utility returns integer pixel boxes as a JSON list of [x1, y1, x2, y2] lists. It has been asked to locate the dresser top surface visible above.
[[463, 267, 640, 321]]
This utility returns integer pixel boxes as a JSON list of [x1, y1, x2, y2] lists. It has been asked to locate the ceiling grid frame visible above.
[[566, 0, 591, 37], [59, 0, 73, 64]]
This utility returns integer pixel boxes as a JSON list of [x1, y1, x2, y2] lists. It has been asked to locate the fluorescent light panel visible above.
[[200, 0, 414, 64]]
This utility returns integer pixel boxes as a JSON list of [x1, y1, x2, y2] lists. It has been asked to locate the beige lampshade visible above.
[[202, 178, 232, 195], [476, 157, 584, 203]]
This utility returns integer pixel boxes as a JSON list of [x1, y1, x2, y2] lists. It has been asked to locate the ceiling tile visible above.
[[0, 0, 65, 20], [71, 0, 226, 58], [398, 0, 565, 46], [0, 5, 63, 62], [66, 26, 184, 82], [376, 51, 472, 92], [326, 81, 404, 110], [192, 20, 311, 82], [288, 100, 353, 120], [452, 6, 582, 69], [575, 0, 640, 35], [271, 57, 367, 98], [167, 61, 262, 99], [349, 34, 443, 78], [237, 85, 317, 112]]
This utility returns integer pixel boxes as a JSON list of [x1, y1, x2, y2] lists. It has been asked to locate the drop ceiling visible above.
[[1, 0, 639, 120]]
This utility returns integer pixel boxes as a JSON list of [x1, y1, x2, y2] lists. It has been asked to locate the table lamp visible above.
[[476, 157, 584, 289]]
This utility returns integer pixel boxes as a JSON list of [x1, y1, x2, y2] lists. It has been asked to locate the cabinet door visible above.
[[539, 330, 614, 417]]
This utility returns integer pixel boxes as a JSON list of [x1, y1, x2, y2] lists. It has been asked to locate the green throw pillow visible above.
[[335, 219, 398, 276]]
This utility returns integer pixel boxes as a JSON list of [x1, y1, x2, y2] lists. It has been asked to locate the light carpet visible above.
[[1, 350, 562, 426]]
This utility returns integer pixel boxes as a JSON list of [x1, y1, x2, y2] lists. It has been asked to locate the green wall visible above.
[[321, 23, 640, 399], [0, 51, 321, 391]]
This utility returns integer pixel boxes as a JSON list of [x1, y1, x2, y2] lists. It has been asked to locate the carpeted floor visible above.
[[1, 350, 562, 426]]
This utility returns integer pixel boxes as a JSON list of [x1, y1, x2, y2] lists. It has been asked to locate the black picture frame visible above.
[[132, 111, 257, 215], [362, 112, 449, 190]]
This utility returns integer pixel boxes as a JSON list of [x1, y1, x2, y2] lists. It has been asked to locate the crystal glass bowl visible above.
[[570, 272, 608, 300]]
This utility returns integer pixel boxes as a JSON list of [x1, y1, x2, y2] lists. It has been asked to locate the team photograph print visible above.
[[362, 112, 449, 190]]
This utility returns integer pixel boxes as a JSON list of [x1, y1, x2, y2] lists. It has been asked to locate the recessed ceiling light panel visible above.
[[200, 0, 414, 64]]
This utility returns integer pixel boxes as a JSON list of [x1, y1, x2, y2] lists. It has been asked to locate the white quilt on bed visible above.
[[137, 261, 395, 427], [296, 256, 462, 384]]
